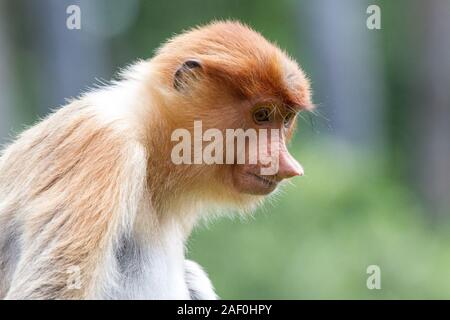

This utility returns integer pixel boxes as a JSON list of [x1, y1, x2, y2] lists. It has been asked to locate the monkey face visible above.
[[167, 64, 308, 198], [229, 103, 304, 196]]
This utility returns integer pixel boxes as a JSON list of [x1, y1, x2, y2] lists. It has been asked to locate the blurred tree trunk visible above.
[[414, 0, 450, 220], [24, 0, 112, 115], [300, 0, 386, 150]]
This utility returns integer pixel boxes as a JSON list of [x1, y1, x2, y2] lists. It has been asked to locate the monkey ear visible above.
[[173, 59, 203, 91]]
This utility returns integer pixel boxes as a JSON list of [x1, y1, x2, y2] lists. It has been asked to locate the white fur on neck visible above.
[[81, 66, 214, 299]]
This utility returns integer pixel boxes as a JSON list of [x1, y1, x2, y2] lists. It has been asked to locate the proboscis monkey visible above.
[[0, 21, 312, 299]]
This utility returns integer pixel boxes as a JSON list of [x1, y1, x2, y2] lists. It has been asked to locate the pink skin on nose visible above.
[[277, 149, 304, 179], [255, 133, 304, 179]]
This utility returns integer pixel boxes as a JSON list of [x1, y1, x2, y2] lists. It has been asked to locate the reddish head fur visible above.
[[154, 21, 312, 111]]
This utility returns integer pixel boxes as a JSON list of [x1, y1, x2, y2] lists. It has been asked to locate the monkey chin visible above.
[[232, 168, 279, 196]]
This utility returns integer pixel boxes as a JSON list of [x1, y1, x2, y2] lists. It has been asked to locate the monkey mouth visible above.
[[250, 173, 279, 188]]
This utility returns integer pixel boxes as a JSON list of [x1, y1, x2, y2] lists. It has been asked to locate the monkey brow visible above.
[[259, 99, 305, 114], [282, 102, 304, 113]]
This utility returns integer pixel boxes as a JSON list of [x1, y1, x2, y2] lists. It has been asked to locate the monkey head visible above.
[[150, 21, 313, 206]]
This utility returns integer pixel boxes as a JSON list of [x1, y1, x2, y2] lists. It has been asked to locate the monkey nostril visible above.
[[278, 163, 304, 179]]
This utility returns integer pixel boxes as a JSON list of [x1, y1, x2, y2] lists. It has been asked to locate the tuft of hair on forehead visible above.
[[154, 20, 313, 111]]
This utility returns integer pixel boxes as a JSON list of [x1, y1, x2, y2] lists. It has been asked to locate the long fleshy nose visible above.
[[278, 149, 304, 179]]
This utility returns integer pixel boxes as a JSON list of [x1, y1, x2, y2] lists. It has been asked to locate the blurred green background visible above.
[[1, 0, 449, 299]]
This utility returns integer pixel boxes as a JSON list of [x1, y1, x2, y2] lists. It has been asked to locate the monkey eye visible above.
[[253, 107, 272, 124], [283, 112, 296, 127]]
